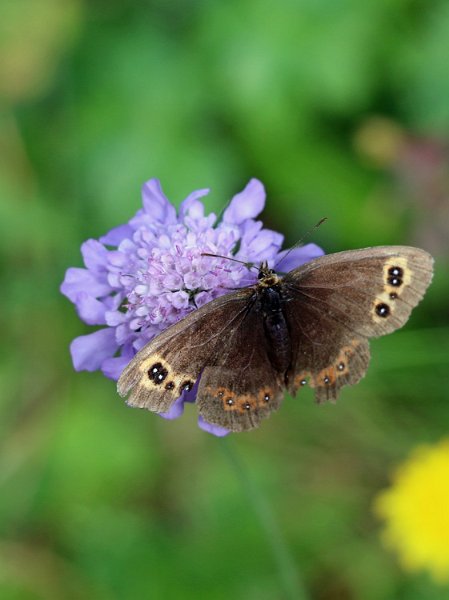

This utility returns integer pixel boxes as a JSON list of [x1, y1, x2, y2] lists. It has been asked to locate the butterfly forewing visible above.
[[118, 290, 253, 413]]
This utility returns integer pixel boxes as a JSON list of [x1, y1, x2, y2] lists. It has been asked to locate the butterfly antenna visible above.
[[274, 217, 327, 270], [201, 252, 258, 272]]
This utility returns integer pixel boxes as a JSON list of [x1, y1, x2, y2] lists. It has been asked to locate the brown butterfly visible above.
[[117, 246, 433, 432]]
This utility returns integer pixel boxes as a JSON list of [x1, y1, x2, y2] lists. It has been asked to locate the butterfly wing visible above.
[[118, 286, 284, 431], [282, 246, 433, 402]]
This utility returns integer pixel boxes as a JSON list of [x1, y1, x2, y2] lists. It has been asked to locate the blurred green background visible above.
[[1, 1, 449, 599]]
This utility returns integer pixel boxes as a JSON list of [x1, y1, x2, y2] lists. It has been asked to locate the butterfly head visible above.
[[257, 261, 281, 287]]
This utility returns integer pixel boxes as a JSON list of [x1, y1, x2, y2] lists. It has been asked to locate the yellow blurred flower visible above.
[[375, 439, 449, 583]]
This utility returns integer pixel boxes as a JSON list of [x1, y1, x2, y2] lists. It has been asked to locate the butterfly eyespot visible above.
[[264, 394, 270, 402], [375, 303, 390, 317], [148, 363, 168, 384], [388, 266, 404, 278], [300, 379, 307, 386], [217, 391, 224, 398], [181, 380, 193, 392], [387, 276, 402, 287], [337, 362, 345, 372], [165, 381, 175, 391], [243, 402, 251, 410], [389, 292, 398, 300], [323, 376, 330, 385], [226, 398, 234, 406]]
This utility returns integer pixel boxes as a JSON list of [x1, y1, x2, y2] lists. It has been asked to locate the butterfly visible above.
[[117, 246, 433, 432]]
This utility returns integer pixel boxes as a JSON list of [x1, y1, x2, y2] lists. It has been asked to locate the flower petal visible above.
[[198, 416, 230, 437], [75, 292, 107, 325], [75, 292, 106, 325], [101, 345, 135, 380], [275, 243, 325, 272], [159, 395, 186, 420], [105, 310, 127, 326], [242, 228, 284, 261], [100, 224, 134, 246], [101, 356, 129, 380], [81, 239, 108, 272], [223, 179, 266, 225], [60, 268, 111, 302], [179, 188, 210, 219], [141, 179, 177, 224], [70, 328, 118, 371]]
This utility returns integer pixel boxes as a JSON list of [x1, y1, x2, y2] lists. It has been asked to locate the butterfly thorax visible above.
[[256, 262, 282, 288]]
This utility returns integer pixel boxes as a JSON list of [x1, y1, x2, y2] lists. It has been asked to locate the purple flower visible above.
[[61, 178, 324, 435]]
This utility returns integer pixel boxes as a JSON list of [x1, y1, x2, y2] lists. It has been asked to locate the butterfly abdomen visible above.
[[260, 286, 292, 377]]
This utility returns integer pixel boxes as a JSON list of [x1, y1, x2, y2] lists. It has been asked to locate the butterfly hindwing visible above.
[[285, 305, 371, 402], [196, 303, 285, 431]]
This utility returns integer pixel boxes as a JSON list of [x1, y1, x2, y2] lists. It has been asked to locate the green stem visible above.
[[219, 437, 309, 600]]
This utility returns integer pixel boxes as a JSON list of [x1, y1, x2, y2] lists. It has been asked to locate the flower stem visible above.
[[219, 437, 309, 600]]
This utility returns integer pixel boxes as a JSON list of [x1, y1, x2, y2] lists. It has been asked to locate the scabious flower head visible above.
[[375, 439, 449, 583], [61, 178, 324, 435]]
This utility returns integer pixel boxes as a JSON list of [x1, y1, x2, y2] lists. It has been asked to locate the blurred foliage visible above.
[[1, 0, 449, 599]]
